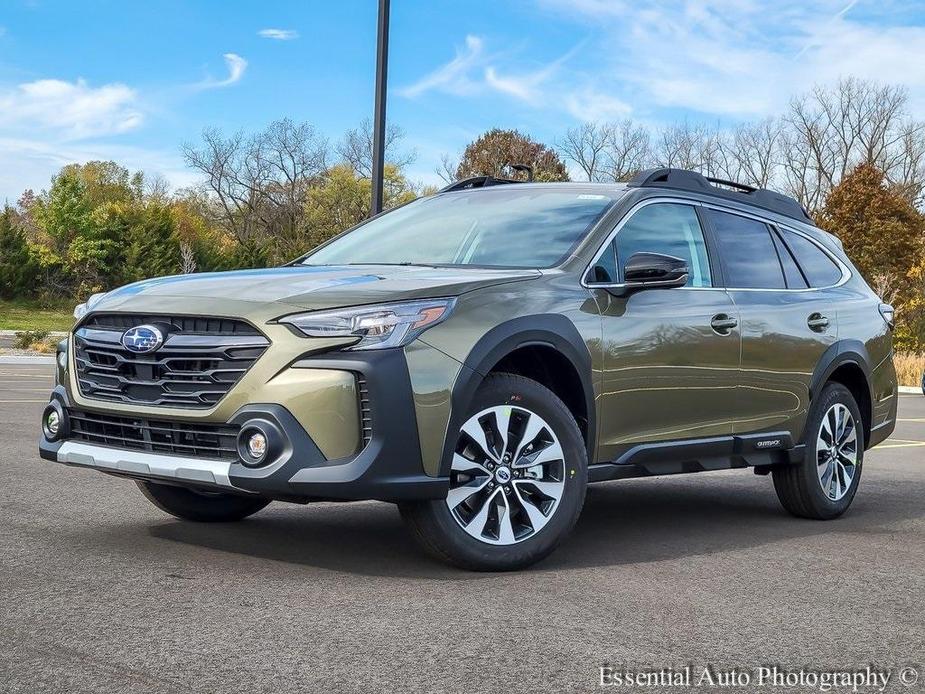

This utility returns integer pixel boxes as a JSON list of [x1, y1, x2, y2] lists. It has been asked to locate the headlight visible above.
[[73, 292, 107, 320], [279, 298, 456, 351]]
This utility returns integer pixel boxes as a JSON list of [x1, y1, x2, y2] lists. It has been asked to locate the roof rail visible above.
[[628, 168, 813, 224], [438, 175, 523, 193]]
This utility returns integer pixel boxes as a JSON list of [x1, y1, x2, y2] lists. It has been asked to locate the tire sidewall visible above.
[[422, 374, 588, 570]]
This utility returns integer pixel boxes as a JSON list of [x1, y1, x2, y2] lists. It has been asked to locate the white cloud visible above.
[[0, 136, 198, 202], [0, 78, 142, 140], [258, 28, 299, 40], [399, 35, 485, 98], [564, 88, 631, 122], [536, 0, 925, 120], [191, 53, 248, 90]]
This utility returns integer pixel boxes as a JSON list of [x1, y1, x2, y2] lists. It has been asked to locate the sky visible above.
[[1, 0, 925, 201]]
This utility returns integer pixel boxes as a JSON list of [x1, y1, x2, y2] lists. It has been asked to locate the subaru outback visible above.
[[39, 168, 898, 570]]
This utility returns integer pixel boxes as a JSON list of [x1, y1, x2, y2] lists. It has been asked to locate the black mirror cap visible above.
[[623, 252, 689, 288]]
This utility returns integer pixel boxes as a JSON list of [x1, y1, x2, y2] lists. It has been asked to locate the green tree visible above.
[[0, 208, 40, 298], [817, 162, 925, 347], [455, 129, 569, 182], [298, 164, 416, 257]]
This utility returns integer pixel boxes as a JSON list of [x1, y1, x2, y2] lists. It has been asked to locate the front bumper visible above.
[[40, 349, 450, 503]]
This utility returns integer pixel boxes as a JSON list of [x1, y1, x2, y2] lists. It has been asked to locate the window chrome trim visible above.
[[581, 197, 851, 292]]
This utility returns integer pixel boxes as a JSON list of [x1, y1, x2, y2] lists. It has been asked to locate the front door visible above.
[[586, 200, 741, 463]]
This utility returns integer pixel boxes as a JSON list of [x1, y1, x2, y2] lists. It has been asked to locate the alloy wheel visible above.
[[816, 403, 858, 501], [446, 405, 566, 545]]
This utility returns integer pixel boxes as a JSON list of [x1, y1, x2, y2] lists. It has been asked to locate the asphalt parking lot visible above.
[[2, 361, 923, 693]]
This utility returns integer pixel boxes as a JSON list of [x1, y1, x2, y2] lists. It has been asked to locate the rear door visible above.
[[587, 200, 741, 463], [705, 207, 840, 441]]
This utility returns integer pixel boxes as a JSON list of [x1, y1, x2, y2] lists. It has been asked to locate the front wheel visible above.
[[137, 480, 271, 522], [773, 382, 864, 520], [400, 373, 588, 571]]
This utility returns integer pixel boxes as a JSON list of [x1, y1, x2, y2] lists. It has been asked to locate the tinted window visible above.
[[771, 229, 808, 289], [709, 210, 785, 289], [305, 189, 616, 269], [781, 229, 843, 287], [590, 203, 712, 287]]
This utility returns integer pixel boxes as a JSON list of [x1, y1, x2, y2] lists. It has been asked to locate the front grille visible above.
[[74, 315, 269, 409], [357, 375, 372, 447], [68, 410, 240, 461]]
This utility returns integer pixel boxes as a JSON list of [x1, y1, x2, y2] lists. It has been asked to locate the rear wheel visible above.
[[400, 373, 588, 571], [137, 480, 270, 522], [773, 382, 864, 520]]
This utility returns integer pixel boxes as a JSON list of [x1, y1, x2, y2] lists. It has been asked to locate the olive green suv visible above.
[[39, 168, 897, 570]]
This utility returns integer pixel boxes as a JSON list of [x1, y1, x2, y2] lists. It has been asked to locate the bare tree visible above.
[[782, 78, 923, 211], [559, 122, 611, 181], [337, 117, 416, 179], [602, 120, 652, 182], [727, 118, 782, 188], [179, 242, 197, 274], [435, 153, 459, 184], [182, 119, 329, 248], [559, 120, 652, 182]]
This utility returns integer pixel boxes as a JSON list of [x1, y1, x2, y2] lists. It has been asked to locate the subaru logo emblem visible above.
[[121, 325, 164, 353]]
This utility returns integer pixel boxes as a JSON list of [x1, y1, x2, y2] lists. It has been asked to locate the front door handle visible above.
[[711, 313, 738, 335], [807, 313, 830, 332]]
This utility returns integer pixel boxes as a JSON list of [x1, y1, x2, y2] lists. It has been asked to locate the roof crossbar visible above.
[[628, 168, 813, 224]]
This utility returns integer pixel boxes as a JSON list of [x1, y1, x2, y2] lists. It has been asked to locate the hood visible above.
[[95, 265, 539, 313]]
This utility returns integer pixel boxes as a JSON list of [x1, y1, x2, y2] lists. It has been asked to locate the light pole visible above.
[[370, 0, 390, 216]]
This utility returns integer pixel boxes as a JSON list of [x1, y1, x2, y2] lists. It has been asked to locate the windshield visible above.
[[303, 187, 618, 269]]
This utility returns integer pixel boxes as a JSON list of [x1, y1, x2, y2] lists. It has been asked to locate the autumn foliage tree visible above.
[[817, 162, 925, 347], [455, 129, 569, 182]]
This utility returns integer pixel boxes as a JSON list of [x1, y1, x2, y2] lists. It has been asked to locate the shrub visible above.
[[13, 330, 50, 350], [894, 352, 925, 388]]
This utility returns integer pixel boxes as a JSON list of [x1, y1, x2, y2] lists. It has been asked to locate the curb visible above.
[[0, 356, 57, 364], [898, 386, 921, 395], [0, 330, 68, 337]]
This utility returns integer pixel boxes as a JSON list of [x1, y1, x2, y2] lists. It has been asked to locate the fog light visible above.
[[46, 410, 60, 437], [42, 403, 67, 441], [247, 431, 267, 460]]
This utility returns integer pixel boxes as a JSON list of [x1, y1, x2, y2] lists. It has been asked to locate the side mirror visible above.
[[610, 252, 689, 295]]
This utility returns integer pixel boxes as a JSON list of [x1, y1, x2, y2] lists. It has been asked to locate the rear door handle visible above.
[[711, 313, 738, 334], [807, 313, 830, 332]]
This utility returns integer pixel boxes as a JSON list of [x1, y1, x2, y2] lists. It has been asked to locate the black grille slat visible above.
[[68, 410, 240, 461], [74, 315, 268, 409], [357, 375, 372, 447], [83, 314, 261, 336]]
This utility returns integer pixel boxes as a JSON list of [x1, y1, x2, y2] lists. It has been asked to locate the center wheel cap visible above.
[[494, 466, 512, 484]]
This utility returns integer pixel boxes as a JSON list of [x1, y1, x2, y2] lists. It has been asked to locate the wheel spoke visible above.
[[451, 453, 489, 476], [821, 410, 835, 446], [514, 478, 564, 502], [464, 487, 499, 537], [512, 483, 547, 530], [491, 407, 512, 459], [446, 477, 489, 509], [461, 418, 498, 463], [497, 494, 516, 544], [513, 412, 546, 461], [513, 439, 564, 469]]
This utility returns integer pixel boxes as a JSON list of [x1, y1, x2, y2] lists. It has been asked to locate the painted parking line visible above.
[[0, 399, 48, 403], [897, 418, 925, 423]]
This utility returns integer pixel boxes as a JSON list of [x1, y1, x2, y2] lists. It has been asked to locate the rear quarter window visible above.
[[780, 229, 844, 287]]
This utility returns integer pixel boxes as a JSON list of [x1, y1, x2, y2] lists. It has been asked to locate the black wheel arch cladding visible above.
[[438, 314, 596, 477]]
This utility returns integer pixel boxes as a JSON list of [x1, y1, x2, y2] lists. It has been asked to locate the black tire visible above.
[[399, 373, 588, 571], [772, 382, 864, 520], [136, 480, 271, 522]]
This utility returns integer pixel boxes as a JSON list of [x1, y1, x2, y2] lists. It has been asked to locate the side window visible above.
[[708, 210, 785, 289], [771, 228, 808, 289], [780, 229, 843, 287], [590, 203, 712, 287]]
